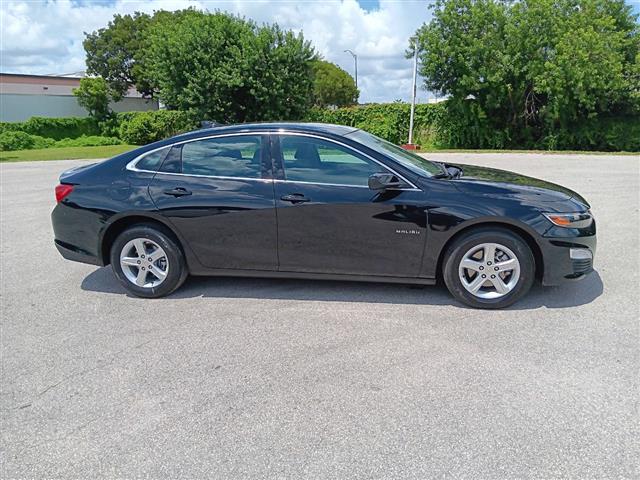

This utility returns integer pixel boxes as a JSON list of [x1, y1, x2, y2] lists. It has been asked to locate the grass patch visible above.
[[0, 144, 137, 162]]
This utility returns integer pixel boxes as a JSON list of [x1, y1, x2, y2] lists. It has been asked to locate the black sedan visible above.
[[52, 123, 596, 308]]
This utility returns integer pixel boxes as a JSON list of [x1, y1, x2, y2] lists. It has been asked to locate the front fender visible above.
[[420, 212, 546, 279]]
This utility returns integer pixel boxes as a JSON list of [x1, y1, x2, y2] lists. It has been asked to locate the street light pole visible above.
[[408, 40, 419, 145], [344, 49, 358, 91]]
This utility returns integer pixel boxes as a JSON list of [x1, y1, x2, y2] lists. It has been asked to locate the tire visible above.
[[110, 224, 188, 298], [442, 228, 535, 309]]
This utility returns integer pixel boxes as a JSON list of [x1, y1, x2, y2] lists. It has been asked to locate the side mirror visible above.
[[368, 172, 402, 191]]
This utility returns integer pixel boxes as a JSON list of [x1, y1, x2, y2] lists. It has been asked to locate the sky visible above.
[[0, 0, 434, 103]]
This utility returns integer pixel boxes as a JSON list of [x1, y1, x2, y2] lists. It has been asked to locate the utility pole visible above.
[[344, 49, 358, 91], [408, 39, 418, 145]]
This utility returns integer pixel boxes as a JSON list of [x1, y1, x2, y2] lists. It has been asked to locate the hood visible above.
[[449, 163, 590, 210]]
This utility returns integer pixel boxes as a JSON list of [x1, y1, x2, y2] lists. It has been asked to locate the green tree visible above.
[[73, 77, 112, 121], [414, 0, 639, 147], [144, 10, 316, 123], [311, 60, 359, 107], [83, 12, 153, 100]]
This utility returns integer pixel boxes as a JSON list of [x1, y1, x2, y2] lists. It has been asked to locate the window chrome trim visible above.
[[155, 172, 272, 182], [125, 130, 421, 191], [273, 179, 369, 189], [125, 132, 271, 175]]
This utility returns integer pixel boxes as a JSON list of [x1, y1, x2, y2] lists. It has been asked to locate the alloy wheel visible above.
[[458, 242, 521, 299], [119, 238, 169, 288]]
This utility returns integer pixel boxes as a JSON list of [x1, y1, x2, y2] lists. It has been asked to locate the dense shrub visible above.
[[2, 106, 637, 152], [306, 103, 447, 145], [0, 131, 33, 151], [0, 131, 35, 151], [0, 111, 196, 150], [0, 117, 100, 140], [306, 102, 446, 146], [0, 131, 122, 151], [435, 102, 640, 151], [32, 135, 56, 149], [543, 117, 640, 152], [117, 110, 197, 144], [97, 116, 121, 138], [0, 131, 55, 151], [55, 135, 123, 148], [306, 102, 639, 152]]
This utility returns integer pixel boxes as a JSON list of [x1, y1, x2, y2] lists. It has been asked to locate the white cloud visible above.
[[0, 0, 432, 102]]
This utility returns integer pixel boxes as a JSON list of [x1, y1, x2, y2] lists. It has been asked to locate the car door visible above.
[[272, 133, 427, 277], [148, 133, 278, 271]]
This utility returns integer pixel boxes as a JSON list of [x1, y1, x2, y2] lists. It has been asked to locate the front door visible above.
[[271, 134, 427, 277], [148, 134, 278, 270]]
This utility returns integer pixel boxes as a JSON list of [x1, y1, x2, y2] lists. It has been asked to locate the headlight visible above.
[[543, 211, 593, 228]]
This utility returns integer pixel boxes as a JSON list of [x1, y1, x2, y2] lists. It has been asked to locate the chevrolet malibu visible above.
[[51, 123, 596, 308]]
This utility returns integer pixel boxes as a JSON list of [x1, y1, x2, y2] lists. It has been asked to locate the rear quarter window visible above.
[[135, 147, 169, 172]]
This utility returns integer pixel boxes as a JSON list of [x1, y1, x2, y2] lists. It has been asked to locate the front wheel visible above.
[[110, 224, 187, 298], [443, 228, 535, 309]]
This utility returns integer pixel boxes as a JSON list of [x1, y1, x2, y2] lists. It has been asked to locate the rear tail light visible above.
[[55, 184, 74, 203]]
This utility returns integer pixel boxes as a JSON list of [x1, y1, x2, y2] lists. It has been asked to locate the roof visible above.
[[0, 72, 145, 98], [0, 72, 83, 88], [0, 72, 84, 80], [176, 122, 359, 140]]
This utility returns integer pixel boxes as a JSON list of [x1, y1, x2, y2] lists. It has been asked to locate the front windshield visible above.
[[345, 129, 443, 177]]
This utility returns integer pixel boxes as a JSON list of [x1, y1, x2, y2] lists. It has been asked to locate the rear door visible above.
[[271, 133, 427, 277], [148, 134, 278, 270]]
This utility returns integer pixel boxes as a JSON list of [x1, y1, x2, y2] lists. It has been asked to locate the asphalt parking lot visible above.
[[1, 152, 638, 478]]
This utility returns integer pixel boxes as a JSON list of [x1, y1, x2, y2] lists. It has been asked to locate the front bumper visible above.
[[540, 229, 597, 286]]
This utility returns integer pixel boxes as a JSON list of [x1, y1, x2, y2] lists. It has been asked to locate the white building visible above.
[[0, 73, 158, 122]]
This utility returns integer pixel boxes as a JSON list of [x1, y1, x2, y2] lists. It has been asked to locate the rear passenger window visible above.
[[181, 136, 263, 178], [135, 147, 169, 172]]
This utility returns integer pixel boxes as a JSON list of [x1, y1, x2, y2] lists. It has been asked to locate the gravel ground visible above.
[[1, 153, 638, 479]]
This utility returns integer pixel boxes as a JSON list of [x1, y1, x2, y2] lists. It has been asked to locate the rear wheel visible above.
[[110, 224, 187, 298], [443, 228, 535, 309]]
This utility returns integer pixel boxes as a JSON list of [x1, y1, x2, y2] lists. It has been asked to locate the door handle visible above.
[[164, 187, 192, 197], [281, 193, 310, 204]]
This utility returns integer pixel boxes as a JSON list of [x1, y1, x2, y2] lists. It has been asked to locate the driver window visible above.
[[280, 136, 383, 186]]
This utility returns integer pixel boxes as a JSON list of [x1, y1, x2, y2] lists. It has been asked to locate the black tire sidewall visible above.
[[443, 229, 535, 309], [110, 225, 186, 298]]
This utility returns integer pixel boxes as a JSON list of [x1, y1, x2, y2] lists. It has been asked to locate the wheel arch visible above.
[[99, 214, 187, 266], [435, 220, 544, 282]]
